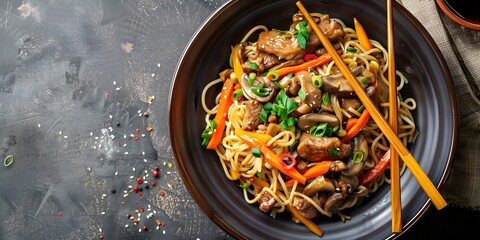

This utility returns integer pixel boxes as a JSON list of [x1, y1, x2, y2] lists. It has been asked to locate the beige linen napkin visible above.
[[401, 0, 480, 210]]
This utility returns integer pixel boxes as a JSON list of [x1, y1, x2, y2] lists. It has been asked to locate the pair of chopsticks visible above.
[[295, 0, 447, 232]]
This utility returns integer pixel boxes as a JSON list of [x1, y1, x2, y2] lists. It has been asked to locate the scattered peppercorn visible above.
[[143, 226, 148, 231], [144, 185, 150, 190], [134, 136, 139, 141], [126, 213, 132, 219], [111, 189, 116, 194], [136, 178, 143, 184], [140, 207, 144, 212], [135, 128, 140, 134], [151, 182, 156, 186], [133, 186, 139, 192], [153, 170, 159, 178], [99, 235, 104, 240], [116, 122, 121, 127]]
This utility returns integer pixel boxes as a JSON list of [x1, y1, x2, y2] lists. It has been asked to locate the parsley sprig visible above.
[[294, 20, 310, 49], [260, 90, 299, 129]]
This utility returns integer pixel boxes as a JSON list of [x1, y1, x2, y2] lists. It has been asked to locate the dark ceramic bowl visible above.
[[169, 0, 458, 239]]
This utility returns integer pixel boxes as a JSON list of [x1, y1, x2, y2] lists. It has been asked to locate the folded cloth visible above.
[[401, 0, 480, 210]]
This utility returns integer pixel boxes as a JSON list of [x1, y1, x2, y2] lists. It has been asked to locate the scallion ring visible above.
[[4, 155, 13, 167], [322, 92, 330, 105], [361, 77, 369, 85], [353, 150, 365, 163], [311, 75, 323, 88], [251, 87, 270, 97], [346, 46, 357, 52], [232, 89, 243, 100], [252, 148, 261, 158], [329, 148, 338, 157], [266, 69, 279, 80], [248, 72, 256, 86]]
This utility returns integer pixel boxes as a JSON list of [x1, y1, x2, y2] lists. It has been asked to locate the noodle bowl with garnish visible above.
[[200, 10, 417, 236]]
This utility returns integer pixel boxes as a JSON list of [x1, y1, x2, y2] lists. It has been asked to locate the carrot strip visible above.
[[206, 79, 235, 149], [341, 109, 370, 143], [359, 150, 391, 185], [231, 44, 244, 86], [285, 179, 296, 188], [287, 205, 323, 237], [235, 129, 272, 143], [302, 161, 332, 180], [354, 17, 373, 50], [274, 52, 336, 78], [345, 118, 358, 132], [238, 134, 306, 184]]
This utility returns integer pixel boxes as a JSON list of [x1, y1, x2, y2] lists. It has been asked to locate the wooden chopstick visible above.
[[295, 1, 447, 210], [387, 0, 402, 233]]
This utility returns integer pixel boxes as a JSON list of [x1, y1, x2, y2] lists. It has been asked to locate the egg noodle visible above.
[[201, 11, 417, 235]]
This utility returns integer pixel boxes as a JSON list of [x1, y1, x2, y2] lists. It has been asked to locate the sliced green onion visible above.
[[329, 148, 338, 157], [322, 92, 330, 105], [357, 105, 365, 113], [266, 69, 280, 80], [256, 171, 263, 179], [286, 73, 294, 79], [346, 47, 357, 52], [310, 122, 328, 137], [4, 155, 13, 167], [232, 89, 243, 100], [248, 61, 260, 70], [251, 87, 270, 97], [361, 77, 369, 85], [252, 148, 261, 158], [353, 150, 365, 163], [240, 183, 250, 189], [201, 138, 209, 146], [298, 88, 307, 100], [332, 125, 339, 132], [201, 129, 213, 139], [311, 75, 323, 88], [248, 72, 256, 86]]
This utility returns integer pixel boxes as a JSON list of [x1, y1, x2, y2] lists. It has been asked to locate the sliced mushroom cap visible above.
[[241, 73, 275, 102], [297, 113, 340, 131], [322, 66, 366, 97], [342, 133, 369, 176], [296, 71, 323, 110], [350, 185, 369, 197], [340, 174, 359, 192], [324, 192, 345, 214]]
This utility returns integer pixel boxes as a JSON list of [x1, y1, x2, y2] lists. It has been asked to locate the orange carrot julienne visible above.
[[273, 52, 336, 78], [341, 109, 370, 143], [287, 205, 323, 237], [232, 44, 244, 86], [354, 17, 373, 50], [235, 128, 272, 144], [238, 134, 306, 185], [206, 79, 235, 149], [302, 161, 332, 180], [345, 118, 358, 132]]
